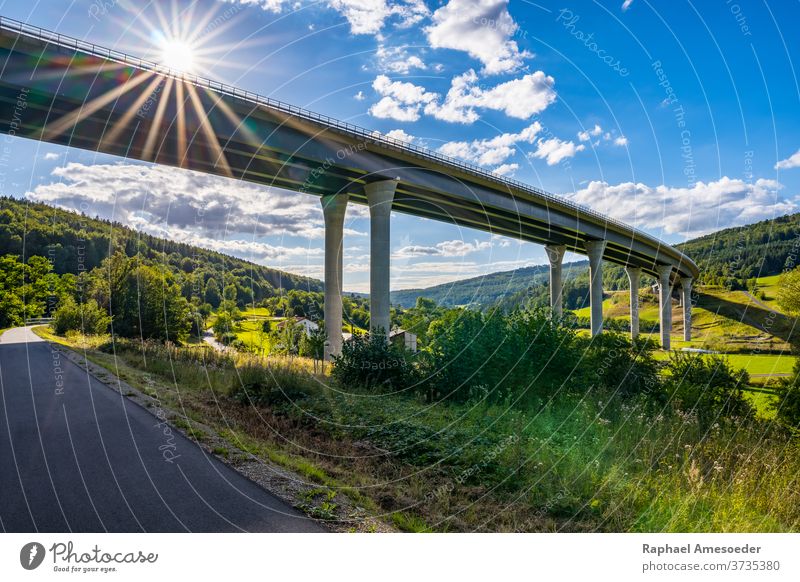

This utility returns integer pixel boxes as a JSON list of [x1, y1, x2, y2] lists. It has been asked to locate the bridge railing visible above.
[[0, 15, 698, 276]]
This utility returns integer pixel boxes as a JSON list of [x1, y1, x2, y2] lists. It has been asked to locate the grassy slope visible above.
[[32, 325, 800, 532]]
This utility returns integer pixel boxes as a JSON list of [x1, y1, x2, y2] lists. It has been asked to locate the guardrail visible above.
[[0, 15, 698, 276]]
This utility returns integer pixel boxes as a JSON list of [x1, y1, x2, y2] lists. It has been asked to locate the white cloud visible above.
[[425, 0, 531, 74], [369, 70, 556, 124], [613, 136, 628, 146], [389, 257, 535, 290], [621, 0, 634, 11], [328, 0, 430, 35], [391, 0, 430, 28], [491, 163, 519, 177], [354, 90, 366, 101], [384, 128, 416, 143], [577, 124, 602, 142], [42, 152, 60, 161], [222, 0, 287, 13], [369, 74, 439, 121], [23, 162, 368, 241], [329, 0, 391, 34], [776, 149, 800, 170], [530, 138, 585, 166], [567, 177, 797, 237], [438, 121, 541, 166], [427, 69, 556, 123], [394, 238, 492, 258], [375, 45, 427, 74]]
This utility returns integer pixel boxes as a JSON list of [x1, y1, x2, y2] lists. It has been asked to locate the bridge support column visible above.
[[366, 180, 397, 342], [321, 193, 348, 360], [545, 244, 566, 318], [625, 266, 641, 340], [586, 240, 607, 337], [657, 264, 674, 351], [681, 277, 693, 342]]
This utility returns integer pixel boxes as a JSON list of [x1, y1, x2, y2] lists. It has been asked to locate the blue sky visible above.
[[1, 0, 799, 291]]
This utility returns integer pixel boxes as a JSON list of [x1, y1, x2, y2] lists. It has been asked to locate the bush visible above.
[[420, 309, 507, 403], [332, 329, 417, 392], [230, 363, 316, 406], [666, 353, 753, 428], [52, 297, 110, 335], [213, 313, 235, 340], [776, 360, 800, 430], [581, 333, 662, 401]]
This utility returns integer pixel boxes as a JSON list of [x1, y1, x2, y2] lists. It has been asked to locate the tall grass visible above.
[[96, 336, 800, 532]]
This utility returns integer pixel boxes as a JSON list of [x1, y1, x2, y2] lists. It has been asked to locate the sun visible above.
[[158, 39, 196, 73]]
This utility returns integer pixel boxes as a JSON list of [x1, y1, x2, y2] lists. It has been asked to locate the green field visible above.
[[573, 284, 798, 354], [754, 274, 783, 311]]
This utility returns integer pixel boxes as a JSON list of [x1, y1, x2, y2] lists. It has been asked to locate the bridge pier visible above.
[[625, 266, 641, 340], [321, 193, 348, 360], [681, 277, 693, 341], [586, 240, 607, 336], [365, 180, 397, 341], [657, 264, 674, 350], [545, 244, 566, 318]]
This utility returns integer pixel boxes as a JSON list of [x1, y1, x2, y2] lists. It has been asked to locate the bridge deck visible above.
[[0, 16, 698, 281]]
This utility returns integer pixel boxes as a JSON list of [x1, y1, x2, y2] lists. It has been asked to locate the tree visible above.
[[300, 327, 326, 372], [777, 267, 800, 315], [213, 312, 235, 341], [0, 254, 59, 327], [52, 297, 110, 335], [204, 277, 221, 308], [97, 253, 190, 342]]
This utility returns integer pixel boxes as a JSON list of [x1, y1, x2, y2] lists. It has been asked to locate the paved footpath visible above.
[[0, 327, 325, 532]]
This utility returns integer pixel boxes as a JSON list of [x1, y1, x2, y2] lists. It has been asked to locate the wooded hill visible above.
[[0, 196, 323, 307], [392, 212, 800, 310]]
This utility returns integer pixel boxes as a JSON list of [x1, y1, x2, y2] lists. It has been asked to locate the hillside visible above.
[[391, 263, 555, 308], [676, 213, 800, 283], [392, 212, 800, 309], [0, 196, 323, 305]]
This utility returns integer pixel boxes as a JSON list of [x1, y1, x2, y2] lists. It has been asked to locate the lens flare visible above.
[[159, 39, 195, 73]]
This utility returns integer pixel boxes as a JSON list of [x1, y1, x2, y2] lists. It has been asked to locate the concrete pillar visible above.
[[625, 266, 641, 340], [585, 240, 607, 336], [545, 244, 566, 318], [681, 277, 693, 342], [657, 264, 674, 350], [321, 193, 348, 360], [365, 180, 397, 341]]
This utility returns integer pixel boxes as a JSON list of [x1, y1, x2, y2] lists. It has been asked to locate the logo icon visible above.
[[20, 542, 45, 570]]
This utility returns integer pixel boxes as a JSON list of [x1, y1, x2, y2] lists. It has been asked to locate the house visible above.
[[276, 316, 319, 337], [390, 329, 417, 353]]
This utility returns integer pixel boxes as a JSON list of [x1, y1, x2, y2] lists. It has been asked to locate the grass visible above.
[[37, 326, 800, 532], [234, 318, 274, 354], [741, 387, 779, 420], [651, 351, 794, 376], [754, 274, 783, 311], [574, 285, 798, 354]]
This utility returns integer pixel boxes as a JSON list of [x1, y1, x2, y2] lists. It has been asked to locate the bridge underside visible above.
[[0, 24, 698, 350]]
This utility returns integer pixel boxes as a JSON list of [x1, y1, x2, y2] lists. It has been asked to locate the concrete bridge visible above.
[[0, 16, 698, 357]]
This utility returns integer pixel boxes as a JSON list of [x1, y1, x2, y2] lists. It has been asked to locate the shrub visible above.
[[665, 353, 753, 428], [332, 329, 417, 392], [420, 309, 507, 403], [582, 333, 663, 401], [230, 363, 316, 407], [776, 360, 800, 430], [213, 312, 235, 340], [52, 297, 110, 335], [500, 309, 581, 404]]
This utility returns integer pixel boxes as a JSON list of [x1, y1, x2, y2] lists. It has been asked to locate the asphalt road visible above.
[[0, 327, 325, 533]]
